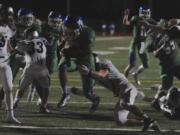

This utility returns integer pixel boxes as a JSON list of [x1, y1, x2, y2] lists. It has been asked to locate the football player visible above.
[[0, 8, 42, 103], [13, 28, 50, 114], [78, 59, 160, 131], [41, 11, 63, 74], [145, 19, 180, 110], [159, 86, 180, 119], [27, 11, 64, 103], [0, 13, 20, 123], [123, 7, 155, 85], [58, 16, 100, 113]]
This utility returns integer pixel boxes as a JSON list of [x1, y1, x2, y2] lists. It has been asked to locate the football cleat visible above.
[[142, 118, 160, 132], [150, 120, 160, 132], [57, 94, 70, 108], [39, 105, 50, 114], [89, 97, 100, 113], [6, 116, 21, 124], [132, 72, 141, 86]]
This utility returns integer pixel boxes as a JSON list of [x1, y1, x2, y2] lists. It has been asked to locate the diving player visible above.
[[78, 59, 160, 131]]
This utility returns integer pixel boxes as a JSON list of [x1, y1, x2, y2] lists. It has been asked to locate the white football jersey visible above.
[[0, 25, 13, 66], [25, 38, 47, 64]]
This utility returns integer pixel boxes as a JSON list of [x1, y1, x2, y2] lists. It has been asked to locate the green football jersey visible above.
[[66, 26, 96, 58], [41, 23, 63, 54], [131, 16, 147, 43], [158, 34, 180, 71]]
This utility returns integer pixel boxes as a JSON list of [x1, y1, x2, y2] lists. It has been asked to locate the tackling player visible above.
[[78, 59, 160, 131]]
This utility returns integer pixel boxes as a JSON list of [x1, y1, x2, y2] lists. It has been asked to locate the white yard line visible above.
[[96, 36, 130, 41], [0, 125, 178, 133], [19, 100, 149, 106]]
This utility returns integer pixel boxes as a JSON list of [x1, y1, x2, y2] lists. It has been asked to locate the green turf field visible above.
[[0, 36, 180, 135]]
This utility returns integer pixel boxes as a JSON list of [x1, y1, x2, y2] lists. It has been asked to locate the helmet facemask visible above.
[[19, 14, 34, 27], [48, 18, 62, 29], [63, 26, 80, 41], [139, 7, 151, 19]]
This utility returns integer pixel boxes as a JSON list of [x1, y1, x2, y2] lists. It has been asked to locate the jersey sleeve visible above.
[[15, 40, 33, 52], [99, 60, 111, 70], [167, 26, 180, 39], [80, 27, 96, 46], [130, 16, 138, 25]]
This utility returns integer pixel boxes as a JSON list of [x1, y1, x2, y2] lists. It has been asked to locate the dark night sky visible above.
[[1, 0, 180, 20], [1, 0, 180, 30]]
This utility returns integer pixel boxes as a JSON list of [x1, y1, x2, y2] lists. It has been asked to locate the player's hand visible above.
[[78, 65, 90, 75], [59, 51, 64, 57]]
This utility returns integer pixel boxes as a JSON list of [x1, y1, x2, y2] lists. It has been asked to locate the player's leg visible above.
[[0, 87, 4, 108], [132, 51, 149, 86], [57, 62, 70, 108], [124, 43, 136, 78], [14, 69, 32, 109], [0, 58, 23, 106], [114, 88, 160, 131], [27, 84, 36, 102], [79, 55, 100, 113], [35, 69, 50, 113], [151, 73, 172, 111], [1, 65, 20, 123], [46, 53, 57, 75]]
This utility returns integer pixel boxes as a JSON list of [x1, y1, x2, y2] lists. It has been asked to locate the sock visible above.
[[4, 90, 14, 118]]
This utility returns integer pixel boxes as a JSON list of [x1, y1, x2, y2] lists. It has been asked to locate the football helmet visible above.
[[63, 15, 82, 41], [76, 16, 84, 27], [139, 7, 151, 19], [166, 87, 180, 108], [24, 28, 39, 40], [17, 8, 34, 27], [158, 19, 168, 28], [48, 11, 63, 29]]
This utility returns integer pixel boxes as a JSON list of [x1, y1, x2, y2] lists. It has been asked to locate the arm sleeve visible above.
[[167, 26, 180, 39], [130, 16, 138, 26]]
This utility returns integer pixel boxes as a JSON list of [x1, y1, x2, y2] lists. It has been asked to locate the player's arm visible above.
[[123, 8, 130, 26], [78, 65, 109, 79], [7, 39, 14, 52], [141, 21, 167, 33]]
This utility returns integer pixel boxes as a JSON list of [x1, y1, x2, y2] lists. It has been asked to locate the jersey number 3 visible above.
[[36, 41, 43, 53]]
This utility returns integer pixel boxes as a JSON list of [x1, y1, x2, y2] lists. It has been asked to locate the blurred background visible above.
[[1, 0, 180, 35]]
